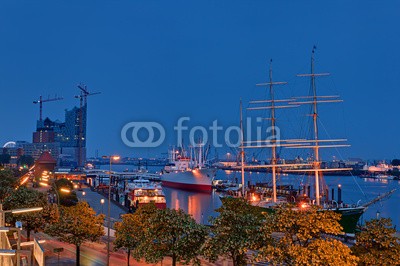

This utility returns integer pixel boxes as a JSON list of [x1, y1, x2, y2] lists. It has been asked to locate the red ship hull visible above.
[[162, 180, 212, 192]]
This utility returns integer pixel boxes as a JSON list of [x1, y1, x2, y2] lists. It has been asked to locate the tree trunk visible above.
[[127, 249, 130, 266], [172, 254, 177, 266], [232, 258, 237, 266], [231, 252, 238, 266], [232, 254, 245, 266], [76, 244, 80, 266]]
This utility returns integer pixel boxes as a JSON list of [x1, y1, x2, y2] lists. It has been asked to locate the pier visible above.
[[363, 188, 397, 208]]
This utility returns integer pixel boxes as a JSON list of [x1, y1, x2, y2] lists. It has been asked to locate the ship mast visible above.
[[240, 99, 245, 197], [310, 47, 322, 206], [246, 59, 291, 203], [268, 60, 278, 203], [291, 46, 351, 205]]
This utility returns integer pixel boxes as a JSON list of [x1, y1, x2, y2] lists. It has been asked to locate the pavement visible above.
[[31, 231, 231, 266], [77, 187, 127, 227]]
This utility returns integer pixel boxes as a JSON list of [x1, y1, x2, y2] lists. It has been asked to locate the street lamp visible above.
[[100, 199, 105, 214], [102, 155, 120, 266], [0, 206, 43, 227], [60, 188, 71, 194], [42, 180, 71, 205]]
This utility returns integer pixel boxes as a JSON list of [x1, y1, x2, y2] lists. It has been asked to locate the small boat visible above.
[[125, 179, 167, 209], [212, 179, 242, 192], [375, 174, 395, 180]]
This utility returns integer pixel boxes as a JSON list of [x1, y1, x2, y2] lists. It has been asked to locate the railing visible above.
[[0, 232, 15, 266]]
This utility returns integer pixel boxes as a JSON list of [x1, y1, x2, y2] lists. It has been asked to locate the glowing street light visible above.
[[39, 182, 49, 187], [19, 176, 29, 186], [100, 199, 105, 214], [60, 188, 71, 193], [11, 207, 43, 214]]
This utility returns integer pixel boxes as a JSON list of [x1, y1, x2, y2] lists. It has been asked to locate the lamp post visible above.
[[0, 205, 43, 228], [102, 155, 120, 266], [100, 199, 105, 214]]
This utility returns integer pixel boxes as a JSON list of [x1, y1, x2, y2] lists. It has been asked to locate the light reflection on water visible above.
[[106, 165, 400, 228], [163, 187, 221, 224]]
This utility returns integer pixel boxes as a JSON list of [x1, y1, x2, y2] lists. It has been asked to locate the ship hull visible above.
[[251, 204, 366, 233], [333, 207, 366, 233], [161, 168, 216, 193]]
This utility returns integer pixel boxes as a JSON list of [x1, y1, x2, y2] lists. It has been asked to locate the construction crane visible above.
[[75, 83, 101, 168], [33, 95, 63, 121]]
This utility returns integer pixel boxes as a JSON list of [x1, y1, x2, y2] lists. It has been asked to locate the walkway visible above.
[[77, 187, 127, 225]]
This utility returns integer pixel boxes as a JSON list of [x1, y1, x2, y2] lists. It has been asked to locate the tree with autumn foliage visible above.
[[45, 201, 104, 266], [352, 217, 400, 265], [114, 204, 159, 265], [136, 208, 207, 266], [255, 204, 359, 265], [0, 168, 18, 203], [4, 187, 58, 240], [202, 198, 265, 266]]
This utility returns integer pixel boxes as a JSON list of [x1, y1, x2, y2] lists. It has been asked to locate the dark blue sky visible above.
[[0, 1, 399, 160]]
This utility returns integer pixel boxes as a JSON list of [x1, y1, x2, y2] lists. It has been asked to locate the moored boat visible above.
[[161, 168, 216, 192], [125, 179, 167, 209], [232, 52, 367, 233], [375, 174, 395, 180], [161, 146, 217, 192]]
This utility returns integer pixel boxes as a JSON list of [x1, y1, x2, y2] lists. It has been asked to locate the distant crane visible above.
[[75, 83, 101, 168], [33, 95, 63, 121]]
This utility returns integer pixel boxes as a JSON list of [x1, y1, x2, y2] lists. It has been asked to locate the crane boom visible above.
[[33, 95, 63, 121]]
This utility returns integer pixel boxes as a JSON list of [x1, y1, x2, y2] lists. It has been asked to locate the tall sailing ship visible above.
[[238, 49, 366, 233]]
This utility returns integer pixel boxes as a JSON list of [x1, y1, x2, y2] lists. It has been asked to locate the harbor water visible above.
[[102, 164, 400, 228]]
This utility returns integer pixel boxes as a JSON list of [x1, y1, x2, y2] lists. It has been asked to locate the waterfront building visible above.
[[22, 142, 60, 162], [20, 104, 87, 166], [34, 151, 57, 178]]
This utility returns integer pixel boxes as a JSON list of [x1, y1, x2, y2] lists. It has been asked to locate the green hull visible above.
[[255, 205, 366, 233], [333, 207, 366, 233]]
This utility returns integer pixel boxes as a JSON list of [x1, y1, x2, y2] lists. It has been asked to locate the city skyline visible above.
[[1, 1, 400, 159]]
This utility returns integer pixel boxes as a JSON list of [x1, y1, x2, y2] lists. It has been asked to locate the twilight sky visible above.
[[0, 0, 399, 160]]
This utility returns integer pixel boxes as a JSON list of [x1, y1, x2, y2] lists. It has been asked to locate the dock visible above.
[[363, 188, 397, 208]]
